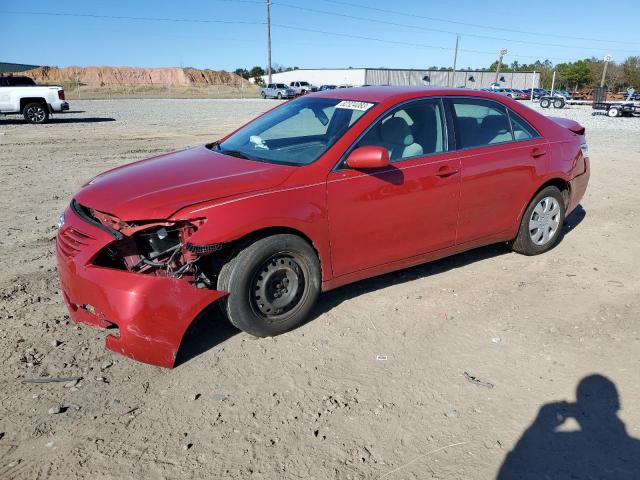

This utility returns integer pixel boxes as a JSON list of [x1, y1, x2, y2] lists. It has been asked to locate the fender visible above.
[[172, 182, 333, 282]]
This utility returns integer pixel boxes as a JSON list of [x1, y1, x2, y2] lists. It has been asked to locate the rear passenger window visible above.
[[509, 110, 539, 140], [356, 99, 445, 162], [451, 98, 513, 149]]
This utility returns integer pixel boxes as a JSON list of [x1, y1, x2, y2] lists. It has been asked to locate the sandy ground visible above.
[[0, 99, 639, 479]]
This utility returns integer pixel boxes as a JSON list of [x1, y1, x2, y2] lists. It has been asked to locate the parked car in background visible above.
[[531, 88, 549, 99], [319, 85, 337, 91], [513, 89, 530, 100], [0, 75, 69, 124], [337, 84, 353, 89], [623, 91, 640, 101], [551, 90, 572, 99], [56, 86, 589, 367], [260, 83, 296, 99], [289, 81, 318, 95]]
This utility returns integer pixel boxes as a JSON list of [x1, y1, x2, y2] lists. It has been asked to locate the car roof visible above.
[[309, 86, 511, 103]]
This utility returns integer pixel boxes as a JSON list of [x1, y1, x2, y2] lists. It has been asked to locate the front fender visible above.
[[175, 183, 333, 282]]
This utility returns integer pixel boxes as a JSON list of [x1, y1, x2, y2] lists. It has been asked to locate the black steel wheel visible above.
[[217, 234, 321, 337], [23, 102, 49, 124], [251, 254, 305, 318]]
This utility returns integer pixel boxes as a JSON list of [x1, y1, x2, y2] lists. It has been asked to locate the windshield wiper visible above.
[[220, 149, 253, 160]]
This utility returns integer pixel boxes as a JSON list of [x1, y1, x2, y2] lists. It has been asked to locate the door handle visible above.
[[531, 148, 547, 158], [436, 165, 459, 177]]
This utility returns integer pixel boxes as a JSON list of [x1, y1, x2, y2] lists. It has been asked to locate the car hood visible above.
[[74, 145, 295, 220]]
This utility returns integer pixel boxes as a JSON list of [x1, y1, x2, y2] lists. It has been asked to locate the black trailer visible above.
[[592, 86, 637, 117]]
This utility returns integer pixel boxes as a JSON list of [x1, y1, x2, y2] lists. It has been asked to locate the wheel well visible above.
[[199, 226, 323, 285], [537, 178, 570, 207], [20, 97, 47, 111]]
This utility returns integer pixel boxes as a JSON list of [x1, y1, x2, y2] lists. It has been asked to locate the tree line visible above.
[[234, 56, 640, 91]]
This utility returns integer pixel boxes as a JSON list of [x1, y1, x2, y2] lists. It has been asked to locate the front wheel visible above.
[[553, 98, 565, 108], [608, 107, 619, 117], [510, 186, 566, 255], [540, 98, 551, 108], [23, 102, 49, 124], [217, 234, 321, 337]]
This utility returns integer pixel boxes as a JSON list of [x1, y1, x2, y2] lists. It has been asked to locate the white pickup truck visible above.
[[0, 75, 69, 124]]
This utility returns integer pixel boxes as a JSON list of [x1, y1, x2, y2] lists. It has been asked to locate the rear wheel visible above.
[[23, 102, 49, 124], [510, 186, 565, 255], [553, 98, 565, 108], [261, 92, 266, 99], [277, 92, 282, 100], [217, 234, 321, 337], [608, 107, 620, 117], [540, 98, 551, 108]]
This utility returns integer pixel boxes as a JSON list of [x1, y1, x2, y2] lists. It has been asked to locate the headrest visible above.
[[481, 114, 510, 132], [380, 117, 414, 146]]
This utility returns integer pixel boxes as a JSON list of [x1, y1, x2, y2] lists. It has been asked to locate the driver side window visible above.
[[356, 99, 445, 162]]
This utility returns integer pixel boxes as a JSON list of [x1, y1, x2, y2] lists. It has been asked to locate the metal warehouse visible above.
[[261, 68, 540, 90]]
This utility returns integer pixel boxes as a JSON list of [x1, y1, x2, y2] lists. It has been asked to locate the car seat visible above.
[[379, 117, 423, 161]]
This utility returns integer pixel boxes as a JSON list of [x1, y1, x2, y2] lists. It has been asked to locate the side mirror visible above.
[[346, 146, 390, 169]]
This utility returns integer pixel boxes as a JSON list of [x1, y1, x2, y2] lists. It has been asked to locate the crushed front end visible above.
[[56, 200, 227, 368]]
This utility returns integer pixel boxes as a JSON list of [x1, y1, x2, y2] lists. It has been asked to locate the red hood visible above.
[[74, 146, 294, 220]]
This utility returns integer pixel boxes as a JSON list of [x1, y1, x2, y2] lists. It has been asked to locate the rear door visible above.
[[446, 97, 548, 244], [326, 98, 461, 276]]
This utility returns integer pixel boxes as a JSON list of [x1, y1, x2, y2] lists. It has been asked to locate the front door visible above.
[[326, 98, 461, 277]]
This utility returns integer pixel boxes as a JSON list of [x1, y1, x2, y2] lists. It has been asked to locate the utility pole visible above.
[[494, 48, 508, 84], [600, 54, 612, 88], [266, 0, 272, 84], [450, 34, 459, 87]]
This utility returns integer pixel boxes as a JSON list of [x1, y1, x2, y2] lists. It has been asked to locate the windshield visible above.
[[214, 97, 373, 166]]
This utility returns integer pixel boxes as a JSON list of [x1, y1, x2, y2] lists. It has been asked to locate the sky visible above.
[[1, 0, 639, 70]]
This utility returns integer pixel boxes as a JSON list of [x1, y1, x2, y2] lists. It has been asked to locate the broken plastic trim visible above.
[[185, 242, 224, 254], [71, 200, 124, 240]]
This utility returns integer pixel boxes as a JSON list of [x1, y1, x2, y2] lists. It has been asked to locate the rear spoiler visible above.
[[548, 116, 585, 135]]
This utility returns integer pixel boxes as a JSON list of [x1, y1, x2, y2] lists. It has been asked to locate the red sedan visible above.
[[56, 87, 590, 367]]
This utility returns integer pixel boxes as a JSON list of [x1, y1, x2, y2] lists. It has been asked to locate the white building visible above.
[[260, 68, 540, 90]]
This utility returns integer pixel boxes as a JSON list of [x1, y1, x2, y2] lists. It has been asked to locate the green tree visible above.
[[621, 56, 640, 88], [234, 68, 250, 80]]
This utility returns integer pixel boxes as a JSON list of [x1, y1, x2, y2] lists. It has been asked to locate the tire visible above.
[[217, 234, 321, 337], [540, 98, 551, 108], [277, 92, 282, 100], [261, 92, 266, 99], [510, 186, 566, 256], [553, 98, 565, 108], [23, 102, 49, 124], [608, 107, 619, 117]]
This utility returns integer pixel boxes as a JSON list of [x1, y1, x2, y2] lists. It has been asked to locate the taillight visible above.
[[58, 90, 65, 100]]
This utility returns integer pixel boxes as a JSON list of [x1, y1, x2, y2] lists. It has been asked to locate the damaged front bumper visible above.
[[56, 204, 227, 368]]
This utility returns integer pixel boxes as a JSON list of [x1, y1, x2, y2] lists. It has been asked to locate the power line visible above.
[[0, 9, 607, 64], [314, 0, 640, 46], [270, 23, 582, 63], [273, 2, 640, 54], [0, 10, 264, 26]]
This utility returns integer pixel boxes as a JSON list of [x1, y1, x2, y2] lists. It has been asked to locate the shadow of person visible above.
[[497, 374, 640, 479]]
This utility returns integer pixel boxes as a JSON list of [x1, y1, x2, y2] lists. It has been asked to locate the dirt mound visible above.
[[19, 66, 250, 87]]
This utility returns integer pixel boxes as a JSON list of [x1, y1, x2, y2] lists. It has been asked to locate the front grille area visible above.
[[57, 226, 94, 258]]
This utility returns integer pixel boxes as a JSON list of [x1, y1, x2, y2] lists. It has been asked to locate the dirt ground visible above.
[[1, 99, 639, 479]]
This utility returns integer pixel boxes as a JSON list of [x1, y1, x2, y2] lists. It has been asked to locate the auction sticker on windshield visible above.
[[335, 100, 374, 111]]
